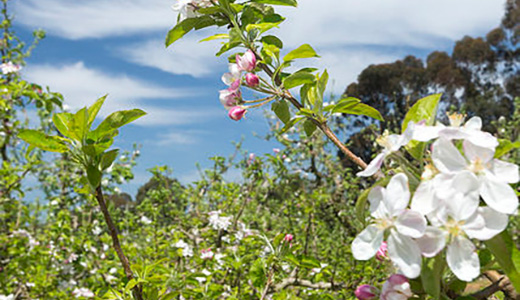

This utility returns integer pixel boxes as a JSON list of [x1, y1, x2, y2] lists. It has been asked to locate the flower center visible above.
[[445, 218, 464, 237], [448, 113, 465, 127], [469, 158, 486, 174], [376, 132, 392, 151]]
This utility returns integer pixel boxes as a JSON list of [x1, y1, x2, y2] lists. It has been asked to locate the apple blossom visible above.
[[174, 239, 194, 257], [0, 62, 21, 75], [208, 210, 232, 230], [376, 241, 388, 261], [432, 138, 519, 214], [351, 173, 426, 278], [245, 73, 260, 87], [236, 50, 257, 72], [380, 274, 412, 300], [228, 106, 247, 121], [201, 248, 214, 260], [355, 284, 378, 300], [0, 295, 14, 300], [72, 287, 95, 298], [222, 63, 242, 87], [357, 123, 415, 177], [171, 0, 214, 21], [219, 88, 242, 109]]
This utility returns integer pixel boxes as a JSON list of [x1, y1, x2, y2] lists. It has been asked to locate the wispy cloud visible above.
[[23, 61, 217, 126], [118, 34, 222, 77], [14, 0, 174, 39], [155, 129, 208, 145]]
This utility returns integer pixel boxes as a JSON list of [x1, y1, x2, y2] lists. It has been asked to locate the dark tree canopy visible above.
[[340, 0, 520, 165]]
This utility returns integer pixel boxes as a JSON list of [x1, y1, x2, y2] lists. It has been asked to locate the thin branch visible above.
[[273, 277, 346, 292]]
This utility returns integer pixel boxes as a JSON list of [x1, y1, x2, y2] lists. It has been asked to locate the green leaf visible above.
[[401, 93, 441, 159], [87, 95, 107, 127], [86, 164, 102, 188], [300, 256, 321, 269], [92, 109, 146, 140], [272, 100, 290, 124], [166, 18, 197, 47], [283, 44, 319, 62], [280, 117, 304, 133], [18, 130, 69, 153], [355, 188, 370, 223], [199, 33, 229, 43], [303, 119, 316, 137], [495, 139, 520, 158], [485, 231, 520, 293], [100, 149, 119, 171], [261, 35, 283, 48], [52, 112, 73, 138], [421, 255, 444, 299], [246, 20, 283, 34], [70, 107, 89, 142], [249, 259, 267, 289], [283, 71, 316, 89], [317, 69, 328, 98], [251, 0, 297, 6], [402, 93, 441, 132], [330, 97, 361, 113], [340, 103, 383, 121]]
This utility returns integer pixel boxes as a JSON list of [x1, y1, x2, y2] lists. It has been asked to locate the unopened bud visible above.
[[283, 234, 293, 243], [228, 106, 247, 121], [245, 73, 260, 87], [355, 285, 378, 300], [376, 241, 388, 261]]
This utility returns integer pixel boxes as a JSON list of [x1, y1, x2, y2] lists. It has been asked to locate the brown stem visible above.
[[273, 277, 347, 292], [95, 186, 143, 300]]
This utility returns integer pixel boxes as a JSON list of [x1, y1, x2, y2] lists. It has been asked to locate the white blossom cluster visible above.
[[174, 239, 194, 257], [0, 62, 21, 75], [352, 115, 519, 282], [208, 210, 232, 231], [171, 0, 214, 21]]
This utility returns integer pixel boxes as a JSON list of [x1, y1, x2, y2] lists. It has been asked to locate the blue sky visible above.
[[12, 0, 506, 195]]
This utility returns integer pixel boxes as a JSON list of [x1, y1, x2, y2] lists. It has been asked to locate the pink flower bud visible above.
[[219, 88, 242, 109], [283, 234, 293, 243], [247, 153, 256, 165], [245, 73, 260, 87], [228, 106, 247, 121], [236, 50, 257, 72], [273, 148, 280, 154], [355, 285, 378, 300], [376, 241, 388, 261]]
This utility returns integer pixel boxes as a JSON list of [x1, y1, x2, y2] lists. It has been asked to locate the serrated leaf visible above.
[[340, 103, 383, 121], [283, 71, 316, 89], [199, 33, 229, 43], [87, 95, 107, 127], [70, 107, 89, 142], [300, 256, 321, 269], [330, 97, 361, 113], [19, 130, 69, 153], [86, 164, 102, 188], [251, 0, 297, 6], [272, 100, 290, 124], [280, 117, 304, 133], [165, 18, 199, 47], [246, 20, 283, 34], [261, 35, 283, 48], [52, 112, 73, 139], [91, 109, 146, 140], [283, 44, 319, 62], [100, 149, 119, 171]]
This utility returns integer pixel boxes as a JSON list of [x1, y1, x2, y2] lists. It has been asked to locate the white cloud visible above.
[[23, 62, 216, 126], [14, 0, 175, 39], [155, 130, 207, 145], [119, 34, 222, 77]]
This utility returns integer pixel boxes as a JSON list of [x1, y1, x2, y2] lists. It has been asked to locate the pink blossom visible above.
[[381, 274, 412, 300], [376, 241, 388, 261], [273, 148, 280, 154], [355, 284, 378, 300], [245, 73, 260, 87], [283, 234, 293, 243], [219, 88, 242, 109], [247, 153, 256, 165], [200, 248, 214, 260], [228, 106, 247, 121], [236, 50, 257, 72]]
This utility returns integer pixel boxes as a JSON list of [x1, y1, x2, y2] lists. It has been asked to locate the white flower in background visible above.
[[352, 174, 426, 278], [208, 210, 232, 231], [416, 201, 507, 281], [172, 0, 215, 21], [0, 295, 14, 300], [92, 226, 102, 235], [380, 274, 413, 300], [1, 61, 21, 74], [201, 269, 211, 276], [140, 216, 152, 225], [235, 222, 254, 241], [357, 124, 415, 177], [432, 138, 519, 214], [310, 263, 328, 275], [200, 248, 214, 260], [72, 287, 95, 298], [413, 115, 498, 150], [174, 239, 193, 257]]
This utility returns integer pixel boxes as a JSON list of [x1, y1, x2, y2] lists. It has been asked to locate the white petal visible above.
[[415, 227, 447, 258], [221, 72, 235, 85], [464, 117, 482, 131], [357, 152, 386, 177], [395, 210, 426, 238], [463, 207, 508, 241], [467, 131, 498, 150], [432, 138, 467, 174], [411, 180, 437, 215], [385, 173, 410, 216], [491, 159, 519, 184], [480, 174, 519, 214], [463, 140, 494, 164], [387, 230, 422, 279], [445, 190, 480, 222], [368, 186, 387, 219], [412, 124, 441, 142], [446, 236, 480, 282], [351, 225, 384, 260], [438, 127, 467, 140]]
